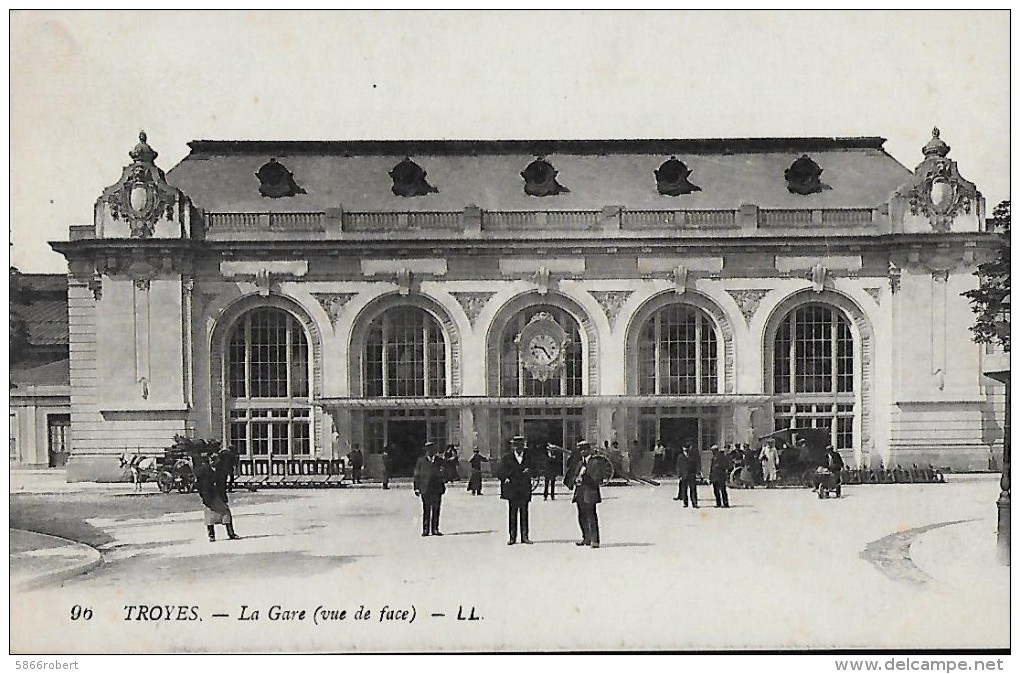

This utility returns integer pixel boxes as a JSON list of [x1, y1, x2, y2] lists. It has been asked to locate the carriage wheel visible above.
[[590, 455, 614, 484], [157, 471, 174, 494]]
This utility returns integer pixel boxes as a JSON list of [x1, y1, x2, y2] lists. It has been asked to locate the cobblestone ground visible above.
[[10, 475, 1009, 653]]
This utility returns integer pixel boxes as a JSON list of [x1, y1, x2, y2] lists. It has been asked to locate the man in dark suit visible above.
[[708, 444, 731, 508], [497, 436, 533, 545], [673, 443, 700, 508], [568, 440, 602, 548], [380, 446, 392, 490], [413, 441, 446, 536], [348, 445, 364, 484], [542, 444, 560, 500]]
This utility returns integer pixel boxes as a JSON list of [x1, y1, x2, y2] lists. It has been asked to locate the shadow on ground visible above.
[[68, 550, 366, 586]]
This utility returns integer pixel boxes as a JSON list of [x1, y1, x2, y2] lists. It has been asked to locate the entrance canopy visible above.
[[315, 394, 773, 410]]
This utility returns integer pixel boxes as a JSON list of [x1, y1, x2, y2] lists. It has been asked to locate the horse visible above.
[[118, 451, 159, 492]]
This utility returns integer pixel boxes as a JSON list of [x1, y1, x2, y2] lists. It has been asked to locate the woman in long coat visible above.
[[196, 452, 240, 542], [467, 448, 489, 495]]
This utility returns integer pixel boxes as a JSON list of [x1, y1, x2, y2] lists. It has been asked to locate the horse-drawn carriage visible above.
[[120, 436, 224, 493], [154, 448, 199, 494]]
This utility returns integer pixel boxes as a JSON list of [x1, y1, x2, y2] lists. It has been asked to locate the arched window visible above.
[[364, 307, 447, 397], [499, 306, 583, 397], [771, 304, 855, 449], [637, 305, 718, 395], [226, 307, 311, 457]]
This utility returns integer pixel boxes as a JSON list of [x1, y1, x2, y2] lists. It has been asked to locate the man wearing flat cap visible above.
[[496, 436, 533, 545], [567, 440, 601, 548], [413, 441, 446, 536]]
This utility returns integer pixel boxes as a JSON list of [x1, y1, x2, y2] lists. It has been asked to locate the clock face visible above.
[[527, 333, 561, 366]]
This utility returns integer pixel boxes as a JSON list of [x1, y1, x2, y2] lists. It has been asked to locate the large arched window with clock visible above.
[[499, 306, 583, 397]]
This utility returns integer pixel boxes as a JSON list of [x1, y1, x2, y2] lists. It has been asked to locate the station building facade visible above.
[[52, 131, 1005, 481]]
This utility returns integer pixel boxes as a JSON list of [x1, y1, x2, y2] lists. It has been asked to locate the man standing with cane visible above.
[[568, 440, 601, 549]]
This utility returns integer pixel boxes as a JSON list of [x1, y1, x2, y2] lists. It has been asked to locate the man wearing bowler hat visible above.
[[413, 441, 446, 536], [497, 436, 533, 545], [568, 440, 602, 548]]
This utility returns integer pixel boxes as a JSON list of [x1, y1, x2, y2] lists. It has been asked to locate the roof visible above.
[[10, 358, 69, 387], [13, 273, 67, 294], [167, 137, 913, 214], [14, 300, 68, 346]]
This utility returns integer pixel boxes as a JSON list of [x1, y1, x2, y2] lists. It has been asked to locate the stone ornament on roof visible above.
[[256, 158, 306, 198], [389, 157, 438, 197], [99, 132, 182, 238], [897, 128, 979, 233], [655, 156, 702, 196], [521, 157, 569, 197], [784, 155, 830, 195]]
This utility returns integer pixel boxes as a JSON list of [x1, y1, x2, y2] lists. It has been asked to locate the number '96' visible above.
[[70, 605, 93, 620]]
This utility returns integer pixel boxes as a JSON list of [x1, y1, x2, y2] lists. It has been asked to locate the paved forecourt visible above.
[[10, 475, 1008, 653]]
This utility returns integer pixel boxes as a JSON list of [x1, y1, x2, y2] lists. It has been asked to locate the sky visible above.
[[9, 10, 1011, 273]]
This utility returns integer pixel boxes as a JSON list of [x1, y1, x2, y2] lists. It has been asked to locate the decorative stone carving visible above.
[[808, 263, 829, 293], [932, 269, 950, 283], [535, 266, 551, 295], [654, 156, 701, 196], [256, 158, 306, 198], [672, 265, 689, 294], [784, 155, 830, 195], [725, 289, 770, 323], [863, 287, 883, 305], [311, 292, 359, 326], [396, 268, 413, 295], [888, 261, 902, 294], [897, 128, 980, 233], [389, 157, 438, 197], [451, 291, 495, 327], [254, 269, 273, 296], [521, 157, 569, 197], [100, 132, 181, 238], [589, 290, 634, 328], [88, 275, 103, 301]]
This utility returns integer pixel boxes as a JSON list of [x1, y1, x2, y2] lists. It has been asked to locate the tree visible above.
[[964, 200, 1010, 351]]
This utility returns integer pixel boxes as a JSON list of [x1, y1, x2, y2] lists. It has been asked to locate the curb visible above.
[[10, 529, 103, 591]]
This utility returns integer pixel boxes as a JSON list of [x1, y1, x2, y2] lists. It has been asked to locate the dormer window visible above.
[[389, 157, 438, 197], [256, 159, 306, 198], [655, 156, 702, 196], [784, 155, 829, 195], [521, 157, 569, 197]]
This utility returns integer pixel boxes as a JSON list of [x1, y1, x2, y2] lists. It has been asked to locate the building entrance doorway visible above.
[[386, 420, 427, 477], [501, 407, 584, 472], [659, 417, 699, 475]]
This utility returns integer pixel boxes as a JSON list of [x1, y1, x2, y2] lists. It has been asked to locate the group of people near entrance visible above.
[[412, 437, 603, 548], [655, 439, 784, 490]]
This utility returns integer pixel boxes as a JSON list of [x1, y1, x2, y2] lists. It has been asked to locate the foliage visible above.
[[964, 200, 1010, 351], [168, 434, 223, 456]]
